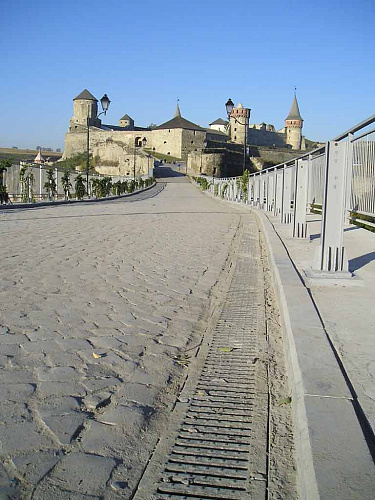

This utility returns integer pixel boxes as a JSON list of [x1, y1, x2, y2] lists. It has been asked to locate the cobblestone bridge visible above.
[[0, 168, 296, 499]]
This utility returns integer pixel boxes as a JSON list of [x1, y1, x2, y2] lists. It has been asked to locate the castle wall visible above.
[[149, 128, 182, 158], [187, 151, 224, 177], [64, 129, 151, 176], [246, 128, 287, 148], [209, 124, 227, 133], [181, 129, 206, 159]]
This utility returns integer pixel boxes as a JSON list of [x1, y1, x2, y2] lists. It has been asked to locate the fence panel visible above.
[[351, 132, 375, 216]]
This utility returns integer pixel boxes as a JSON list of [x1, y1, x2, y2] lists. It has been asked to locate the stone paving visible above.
[[0, 171, 253, 499]]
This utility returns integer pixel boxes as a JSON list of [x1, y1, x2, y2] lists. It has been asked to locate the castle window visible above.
[[234, 128, 237, 131], [191, 141, 194, 144], [169, 130, 171, 133], [234, 136, 237, 140], [194, 131, 196, 136], [167, 152, 170, 155], [152, 147, 155, 151], [164, 141, 167, 144]]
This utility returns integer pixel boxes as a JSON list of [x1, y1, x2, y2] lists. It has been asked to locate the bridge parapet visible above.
[[208, 114, 375, 280]]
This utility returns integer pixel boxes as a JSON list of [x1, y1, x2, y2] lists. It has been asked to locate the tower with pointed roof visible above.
[[285, 93, 303, 150], [174, 101, 181, 118], [69, 89, 101, 132]]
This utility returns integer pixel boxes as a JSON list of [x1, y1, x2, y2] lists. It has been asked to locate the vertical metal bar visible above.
[[293, 158, 309, 238], [344, 133, 354, 223], [275, 169, 283, 217], [55, 167, 58, 200], [267, 171, 274, 211], [281, 166, 292, 224], [86, 117, 90, 196], [318, 141, 349, 272]]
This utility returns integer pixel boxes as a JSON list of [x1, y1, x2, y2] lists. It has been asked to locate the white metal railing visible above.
[[351, 131, 375, 216], [203, 114, 375, 274]]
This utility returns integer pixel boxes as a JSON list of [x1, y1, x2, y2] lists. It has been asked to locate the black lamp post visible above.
[[86, 93, 111, 196], [225, 98, 250, 175]]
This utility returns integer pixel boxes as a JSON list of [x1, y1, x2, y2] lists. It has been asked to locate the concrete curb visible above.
[[0, 182, 157, 210], [253, 208, 375, 500]]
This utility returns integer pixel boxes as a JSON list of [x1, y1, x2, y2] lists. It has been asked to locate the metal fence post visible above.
[[249, 176, 254, 205], [281, 166, 293, 224], [293, 158, 309, 237], [344, 133, 354, 224], [254, 174, 260, 206], [274, 169, 283, 217], [261, 172, 267, 209], [317, 141, 349, 272], [267, 170, 274, 211], [39, 166, 42, 201], [55, 167, 58, 199]]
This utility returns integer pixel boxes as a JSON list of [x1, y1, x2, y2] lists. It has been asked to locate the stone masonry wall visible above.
[[187, 152, 224, 176]]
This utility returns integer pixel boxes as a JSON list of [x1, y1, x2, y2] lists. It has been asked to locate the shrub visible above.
[[75, 174, 86, 200], [61, 171, 72, 200]]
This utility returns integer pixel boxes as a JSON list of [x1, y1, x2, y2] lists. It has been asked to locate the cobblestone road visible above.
[[0, 171, 255, 499]]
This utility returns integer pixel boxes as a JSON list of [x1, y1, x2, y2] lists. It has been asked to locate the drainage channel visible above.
[[133, 218, 268, 500]]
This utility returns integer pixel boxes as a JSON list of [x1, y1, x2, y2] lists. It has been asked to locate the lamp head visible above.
[[100, 94, 111, 114], [225, 98, 234, 117]]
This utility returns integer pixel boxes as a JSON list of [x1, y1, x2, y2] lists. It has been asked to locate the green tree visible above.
[[241, 169, 250, 202], [75, 174, 86, 200], [0, 159, 11, 204], [0, 159, 11, 185], [44, 168, 57, 201], [20, 165, 35, 203], [61, 171, 72, 200]]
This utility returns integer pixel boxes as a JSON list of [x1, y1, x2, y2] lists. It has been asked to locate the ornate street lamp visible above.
[[225, 98, 250, 174], [86, 93, 111, 196], [225, 98, 234, 117]]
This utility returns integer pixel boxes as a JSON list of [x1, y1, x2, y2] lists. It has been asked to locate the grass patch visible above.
[[350, 211, 375, 232], [146, 150, 181, 162]]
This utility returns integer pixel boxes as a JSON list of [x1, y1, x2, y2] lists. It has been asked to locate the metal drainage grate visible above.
[[154, 224, 266, 499]]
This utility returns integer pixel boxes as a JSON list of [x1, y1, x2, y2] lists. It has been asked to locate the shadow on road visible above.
[[154, 166, 188, 182]]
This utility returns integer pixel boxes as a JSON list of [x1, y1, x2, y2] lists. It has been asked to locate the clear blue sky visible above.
[[1, 0, 374, 150]]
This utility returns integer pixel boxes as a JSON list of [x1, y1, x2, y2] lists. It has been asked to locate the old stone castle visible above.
[[63, 89, 306, 177]]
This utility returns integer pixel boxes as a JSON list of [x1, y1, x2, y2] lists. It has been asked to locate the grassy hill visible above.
[[0, 148, 63, 163]]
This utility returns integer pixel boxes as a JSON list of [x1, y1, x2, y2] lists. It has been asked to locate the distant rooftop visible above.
[[73, 89, 97, 101], [209, 118, 228, 126], [156, 115, 205, 132]]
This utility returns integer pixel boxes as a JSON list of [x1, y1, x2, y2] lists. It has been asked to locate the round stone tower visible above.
[[230, 103, 250, 144], [285, 94, 303, 150], [69, 89, 101, 132]]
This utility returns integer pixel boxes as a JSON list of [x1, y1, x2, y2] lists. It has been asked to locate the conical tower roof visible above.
[[286, 94, 303, 121], [174, 101, 181, 118], [34, 150, 45, 163], [73, 89, 97, 101]]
